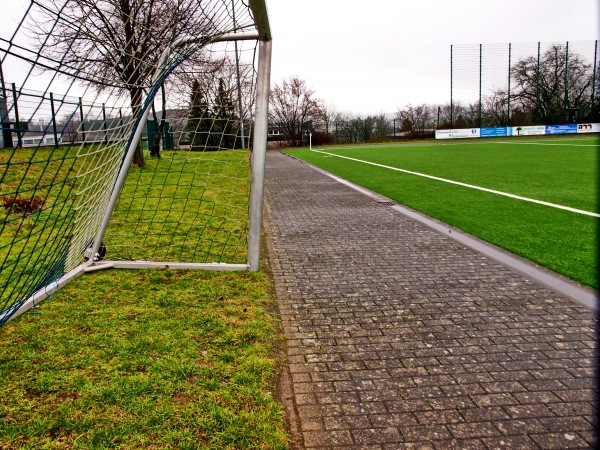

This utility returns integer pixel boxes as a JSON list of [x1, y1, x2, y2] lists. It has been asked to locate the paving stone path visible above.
[[264, 151, 597, 450]]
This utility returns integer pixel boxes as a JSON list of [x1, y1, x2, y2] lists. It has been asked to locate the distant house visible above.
[[15, 134, 61, 147], [267, 124, 282, 141], [8, 123, 64, 147]]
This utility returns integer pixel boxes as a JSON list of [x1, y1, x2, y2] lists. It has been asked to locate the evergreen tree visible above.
[[213, 78, 238, 149], [187, 79, 212, 151]]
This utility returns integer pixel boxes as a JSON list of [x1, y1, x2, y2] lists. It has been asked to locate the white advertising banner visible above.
[[511, 125, 546, 136], [576, 123, 600, 133], [436, 123, 598, 140], [435, 128, 480, 139]]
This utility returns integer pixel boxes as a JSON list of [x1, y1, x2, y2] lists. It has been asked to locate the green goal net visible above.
[[0, 0, 272, 327]]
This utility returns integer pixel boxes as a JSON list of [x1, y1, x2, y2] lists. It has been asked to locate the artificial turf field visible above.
[[287, 136, 598, 289]]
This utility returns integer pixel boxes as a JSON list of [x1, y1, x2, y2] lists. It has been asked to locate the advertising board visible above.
[[435, 128, 480, 139], [511, 125, 545, 136], [435, 123, 598, 140], [480, 127, 508, 138], [545, 124, 578, 135], [577, 123, 600, 133]]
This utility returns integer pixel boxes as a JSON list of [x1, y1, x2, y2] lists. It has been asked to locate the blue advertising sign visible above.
[[545, 124, 578, 135], [480, 127, 508, 137]]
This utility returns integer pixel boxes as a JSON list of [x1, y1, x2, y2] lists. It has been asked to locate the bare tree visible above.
[[511, 44, 594, 124], [316, 101, 336, 136], [269, 77, 322, 147], [447, 102, 480, 129], [357, 115, 374, 143], [371, 113, 391, 141], [56, 114, 81, 144], [396, 104, 435, 139], [333, 112, 355, 143], [35, 0, 216, 166], [482, 90, 510, 127], [149, 83, 166, 158], [433, 104, 452, 129], [332, 112, 375, 144]]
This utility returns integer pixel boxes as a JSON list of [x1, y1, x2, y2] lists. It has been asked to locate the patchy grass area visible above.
[[289, 136, 598, 288], [106, 150, 251, 263], [1, 142, 289, 447], [0, 268, 289, 449], [1, 145, 251, 327]]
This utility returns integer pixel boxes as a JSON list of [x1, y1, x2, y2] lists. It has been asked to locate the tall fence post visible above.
[[0, 62, 12, 148], [507, 43, 511, 125], [102, 103, 108, 144], [479, 44, 482, 128], [0, 94, 9, 148], [535, 42, 541, 123], [450, 45, 453, 127], [50, 92, 59, 148], [592, 40, 598, 121], [0, 62, 6, 99], [563, 41, 569, 122], [119, 109, 123, 140], [11, 83, 22, 148], [79, 97, 86, 145]]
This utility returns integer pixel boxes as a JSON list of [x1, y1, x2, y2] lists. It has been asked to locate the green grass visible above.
[[1, 145, 290, 448], [106, 150, 250, 263], [1, 146, 251, 321], [0, 145, 100, 317], [0, 268, 289, 449], [288, 136, 598, 288]]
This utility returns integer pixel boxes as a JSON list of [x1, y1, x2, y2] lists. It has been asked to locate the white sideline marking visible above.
[[310, 149, 600, 218]]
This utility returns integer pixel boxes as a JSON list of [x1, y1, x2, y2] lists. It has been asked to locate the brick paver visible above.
[[264, 151, 597, 449]]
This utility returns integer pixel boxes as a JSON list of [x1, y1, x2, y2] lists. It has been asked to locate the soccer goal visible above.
[[0, 0, 272, 327]]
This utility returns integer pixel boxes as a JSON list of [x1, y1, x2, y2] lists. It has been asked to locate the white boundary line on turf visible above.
[[293, 156, 597, 310], [310, 149, 600, 218]]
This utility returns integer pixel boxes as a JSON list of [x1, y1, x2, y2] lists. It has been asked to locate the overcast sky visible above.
[[267, 0, 600, 115], [1, 0, 598, 116]]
